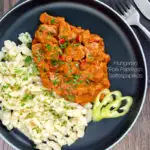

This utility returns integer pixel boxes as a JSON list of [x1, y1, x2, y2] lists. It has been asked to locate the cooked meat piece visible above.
[[59, 21, 76, 41], [64, 45, 85, 61], [82, 30, 90, 45], [40, 12, 65, 25], [32, 13, 110, 105]]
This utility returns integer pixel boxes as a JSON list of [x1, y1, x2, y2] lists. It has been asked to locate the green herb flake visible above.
[[49, 90, 55, 97], [69, 69, 72, 74], [54, 46, 59, 50], [46, 44, 52, 51], [33, 127, 42, 133], [21, 103, 25, 107], [60, 42, 68, 49], [60, 36, 68, 40], [74, 43, 81, 47], [37, 55, 41, 62], [59, 50, 63, 55], [2, 84, 9, 89], [14, 68, 23, 74], [66, 80, 73, 84], [59, 60, 65, 65], [2, 106, 7, 111], [73, 74, 80, 80], [24, 56, 32, 66], [67, 95, 75, 102], [23, 76, 28, 81], [51, 18, 55, 24], [77, 80, 84, 85], [51, 60, 59, 66], [73, 80, 78, 85], [7, 93, 12, 98], [22, 94, 34, 101], [14, 84, 21, 90], [87, 54, 95, 61], [39, 25, 45, 32], [51, 79, 59, 86], [61, 121, 67, 126], [32, 64, 39, 75], [25, 113, 34, 119]]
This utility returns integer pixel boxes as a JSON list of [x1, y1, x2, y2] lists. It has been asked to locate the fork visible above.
[[115, 0, 150, 38]]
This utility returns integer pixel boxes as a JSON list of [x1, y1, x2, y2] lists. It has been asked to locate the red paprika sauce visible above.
[[32, 13, 110, 105]]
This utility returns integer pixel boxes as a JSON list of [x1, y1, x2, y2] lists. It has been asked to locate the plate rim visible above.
[[0, 0, 148, 150]]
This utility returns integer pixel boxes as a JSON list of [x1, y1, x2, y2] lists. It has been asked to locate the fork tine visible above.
[[118, 0, 129, 13], [126, 0, 132, 9], [114, 0, 126, 15]]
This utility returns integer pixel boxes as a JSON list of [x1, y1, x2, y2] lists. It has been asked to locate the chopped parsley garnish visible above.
[[67, 95, 75, 102], [66, 80, 73, 84], [37, 56, 41, 62], [54, 46, 59, 50], [74, 43, 81, 47], [14, 84, 21, 90], [59, 60, 65, 65], [51, 60, 59, 66], [59, 50, 63, 55], [51, 79, 59, 86], [51, 18, 55, 24], [69, 69, 72, 74], [61, 121, 67, 126], [60, 42, 68, 49], [22, 94, 34, 101], [49, 90, 55, 97], [33, 127, 42, 133], [39, 25, 45, 32], [43, 89, 55, 97], [14, 68, 23, 74], [6, 93, 12, 98], [32, 64, 39, 75], [51, 59, 65, 66], [87, 54, 94, 61], [77, 80, 84, 85], [2, 106, 7, 111], [60, 36, 68, 41], [23, 76, 28, 81], [24, 56, 32, 66], [35, 51, 43, 62], [46, 44, 52, 51], [72, 74, 80, 80], [66, 75, 82, 86], [2, 84, 9, 89], [21, 103, 25, 107], [25, 113, 35, 119]]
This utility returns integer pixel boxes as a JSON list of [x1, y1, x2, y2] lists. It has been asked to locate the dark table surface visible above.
[[0, 0, 150, 150]]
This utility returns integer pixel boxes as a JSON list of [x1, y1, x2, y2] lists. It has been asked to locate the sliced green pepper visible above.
[[93, 89, 110, 109], [93, 89, 110, 121], [92, 89, 133, 122]]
